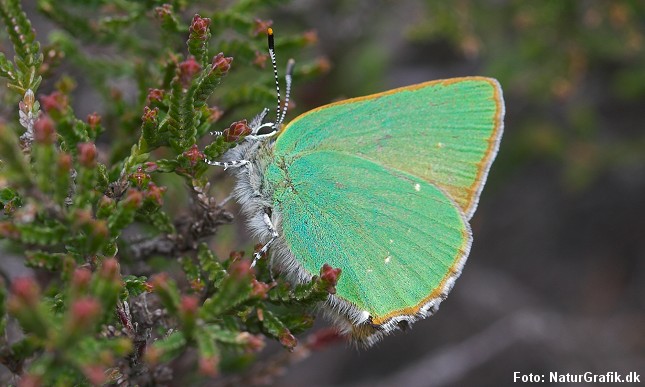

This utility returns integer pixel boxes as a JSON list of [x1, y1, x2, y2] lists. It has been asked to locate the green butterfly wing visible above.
[[266, 151, 470, 324], [265, 77, 504, 328], [273, 77, 504, 219]]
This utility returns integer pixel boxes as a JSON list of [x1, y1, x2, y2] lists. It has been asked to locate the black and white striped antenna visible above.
[[267, 28, 294, 128]]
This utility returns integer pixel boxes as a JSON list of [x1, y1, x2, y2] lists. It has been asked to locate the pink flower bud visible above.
[[147, 88, 164, 103], [129, 167, 149, 188], [211, 53, 233, 75], [40, 91, 68, 113], [189, 278, 204, 292], [123, 189, 143, 208], [82, 364, 107, 386], [100, 258, 120, 281], [228, 259, 253, 279], [307, 328, 344, 350], [179, 56, 201, 86], [320, 264, 342, 294], [98, 195, 114, 209], [150, 273, 169, 291], [91, 219, 108, 238], [198, 355, 219, 376], [0, 222, 20, 239], [57, 153, 72, 172], [251, 279, 271, 299], [207, 106, 223, 123], [190, 15, 211, 40], [222, 120, 251, 142], [70, 297, 101, 328], [279, 329, 297, 350], [144, 182, 166, 206], [77, 142, 97, 167], [144, 161, 158, 173], [236, 332, 266, 353], [154, 4, 172, 19], [180, 295, 199, 315], [142, 106, 159, 123], [182, 144, 205, 165], [17, 374, 41, 387], [253, 51, 269, 69], [72, 268, 92, 289], [252, 19, 273, 37], [316, 57, 332, 73], [320, 264, 341, 285], [34, 115, 56, 144], [11, 277, 40, 307], [73, 208, 93, 226], [303, 29, 318, 45], [144, 346, 161, 365], [86, 112, 101, 128]]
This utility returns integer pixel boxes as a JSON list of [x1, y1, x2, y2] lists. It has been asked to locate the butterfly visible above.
[[210, 28, 505, 346]]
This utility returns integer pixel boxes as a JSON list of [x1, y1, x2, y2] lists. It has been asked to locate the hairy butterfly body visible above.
[[213, 29, 505, 346]]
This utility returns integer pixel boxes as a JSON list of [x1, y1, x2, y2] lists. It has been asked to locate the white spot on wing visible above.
[[414, 183, 421, 191], [384, 255, 391, 264]]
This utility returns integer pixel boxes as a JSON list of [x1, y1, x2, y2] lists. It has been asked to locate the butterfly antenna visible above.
[[268, 28, 282, 126], [278, 58, 295, 126]]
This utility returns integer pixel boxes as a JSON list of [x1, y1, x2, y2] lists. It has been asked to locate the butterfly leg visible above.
[[206, 159, 251, 171], [251, 212, 278, 268]]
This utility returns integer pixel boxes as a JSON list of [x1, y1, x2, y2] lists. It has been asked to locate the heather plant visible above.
[[0, 0, 337, 385]]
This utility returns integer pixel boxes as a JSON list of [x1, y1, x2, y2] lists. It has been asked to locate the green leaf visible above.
[[57, 118, 90, 151], [150, 330, 187, 363], [10, 335, 42, 363], [16, 223, 67, 245], [0, 187, 23, 213], [200, 265, 253, 321], [154, 158, 180, 173], [152, 276, 181, 316], [106, 192, 141, 236], [9, 301, 53, 340], [147, 210, 175, 234], [273, 312, 315, 334], [0, 0, 43, 92], [187, 15, 211, 65], [195, 326, 220, 368], [25, 251, 67, 271], [91, 261, 122, 313], [31, 142, 57, 195], [122, 275, 148, 299], [0, 123, 32, 186], [210, 10, 252, 34], [96, 163, 109, 193], [197, 244, 226, 287], [256, 307, 296, 349], [201, 324, 241, 345], [0, 52, 16, 81], [180, 256, 201, 291]]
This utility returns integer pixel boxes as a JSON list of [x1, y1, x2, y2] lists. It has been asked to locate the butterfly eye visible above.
[[255, 123, 276, 136]]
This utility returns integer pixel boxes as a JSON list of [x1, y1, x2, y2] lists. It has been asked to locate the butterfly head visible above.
[[238, 28, 293, 144]]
